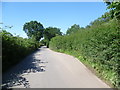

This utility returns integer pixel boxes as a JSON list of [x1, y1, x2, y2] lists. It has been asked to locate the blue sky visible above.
[[2, 2, 108, 38]]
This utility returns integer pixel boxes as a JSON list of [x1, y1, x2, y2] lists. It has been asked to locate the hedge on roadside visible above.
[[1, 30, 40, 72], [49, 19, 120, 89]]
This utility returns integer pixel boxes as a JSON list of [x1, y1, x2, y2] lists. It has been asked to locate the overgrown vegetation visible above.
[[42, 27, 62, 47], [66, 24, 81, 35], [49, 2, 120, 88], [49, 18, 120, 89], [1, 1, 120, 88], [1, 20, 62, 72], [1, 30, 41, 72]]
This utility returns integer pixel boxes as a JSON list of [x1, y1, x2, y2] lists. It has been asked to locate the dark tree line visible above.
[[23, 21, 62, 47]]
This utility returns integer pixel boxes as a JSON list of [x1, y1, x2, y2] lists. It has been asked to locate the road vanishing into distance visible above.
[[2, 46, 110, 88]]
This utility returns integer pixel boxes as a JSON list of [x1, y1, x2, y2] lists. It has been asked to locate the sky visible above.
[[2, 2, 108, 38]]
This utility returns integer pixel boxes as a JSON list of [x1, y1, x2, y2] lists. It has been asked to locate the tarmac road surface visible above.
[[2, 46, 110, 88]]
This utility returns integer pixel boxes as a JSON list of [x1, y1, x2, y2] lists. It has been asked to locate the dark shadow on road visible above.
[[2, 49, 47, 88]]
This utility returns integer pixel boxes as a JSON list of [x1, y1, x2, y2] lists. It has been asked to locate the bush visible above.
[[49, 19, 120, 89], [1, 30, 40, 72]]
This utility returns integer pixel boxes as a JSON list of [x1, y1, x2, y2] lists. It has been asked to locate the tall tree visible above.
[[44, 27, 62, 41], [43, 27, 62, 47], [66, 24, 80, 35], [23, 21, 44, 41]]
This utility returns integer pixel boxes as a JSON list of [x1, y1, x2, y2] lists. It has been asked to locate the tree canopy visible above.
[[104, 0, 120, 20], [66, 24, 81, 35], [44, 27, 62, 40], [43, 27, 62, 47], [23, 21, 44, 41]]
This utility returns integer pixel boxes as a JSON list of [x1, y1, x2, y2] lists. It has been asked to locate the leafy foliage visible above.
[[49, 19, 120, 88], [1, 30, 40, 72], [23, 21, 44, 41], [66, 24, 81, 35], [44, 27, 62, 40], [104, 1, 120, 20], [42, 27, 62, 47]]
